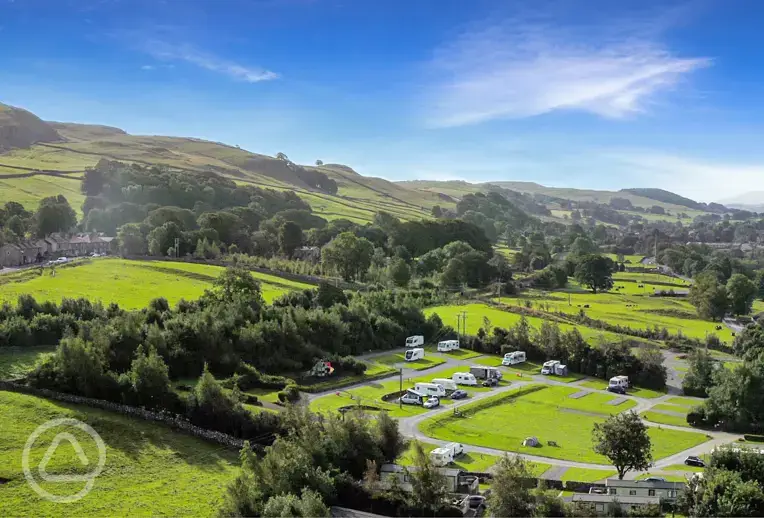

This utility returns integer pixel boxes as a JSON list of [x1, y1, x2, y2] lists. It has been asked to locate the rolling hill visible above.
[[0, 101, 718, 225]]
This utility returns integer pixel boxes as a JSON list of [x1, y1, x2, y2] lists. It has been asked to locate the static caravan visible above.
[[414, 382, 446, 398], [432, 378, 458, 391], [609, 376, 629, 389], [405, 348, 425, 362], [470, 366, 502, 380], [437, 339, 460, 352], [405, 335, 425, 348], [452, 372, 478, 386], [502, 351, 526, 366]]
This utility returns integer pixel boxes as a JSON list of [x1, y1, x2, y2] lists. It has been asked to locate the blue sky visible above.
[[3, 0, 764, 202]]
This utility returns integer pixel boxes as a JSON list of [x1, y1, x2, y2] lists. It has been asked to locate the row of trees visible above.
[[0, 196, 77, 247], [689, 271, 760, 320]]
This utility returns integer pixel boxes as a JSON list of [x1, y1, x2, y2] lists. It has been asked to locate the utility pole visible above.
[[399, 367, 403, 409], [461, 311, 468, 336], [456, 314, 461, 340], [174, 237, 180, 259]]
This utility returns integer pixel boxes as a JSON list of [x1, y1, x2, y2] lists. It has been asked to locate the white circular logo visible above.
[[22, 418, 107, 503]]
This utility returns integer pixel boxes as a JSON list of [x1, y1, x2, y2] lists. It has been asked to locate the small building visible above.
[[605, 478, 684, 503], [0, 244, 23, 268], [17, 240, 44, 264], [293, 246, 321, 262], [378, 464, 479, 495]]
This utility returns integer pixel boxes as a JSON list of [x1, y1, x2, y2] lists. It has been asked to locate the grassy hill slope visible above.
[[0, 103, 61, 152]]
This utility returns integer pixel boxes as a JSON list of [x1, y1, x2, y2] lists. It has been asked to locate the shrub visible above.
[[686, 406, 707, 427], [278, 384, 301, 404]]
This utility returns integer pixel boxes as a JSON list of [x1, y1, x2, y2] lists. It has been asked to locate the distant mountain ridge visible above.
[[0, 103, 62, 151], [620, 188, 709, 211]]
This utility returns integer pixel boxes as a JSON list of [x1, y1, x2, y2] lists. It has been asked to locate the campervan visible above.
[[432, 378, 458, 391], [470, 366, 503, 380], [502, 351, 526, 366], [608, 376, 629, 390], [404, 348, 424, 362], [541, 360, 560, 375], [437, 339, 460, 352], [414, 382, 446, 398], [452, 372, 478, 386], [430, 442, 465, 467], [405, 335, 424, 348]]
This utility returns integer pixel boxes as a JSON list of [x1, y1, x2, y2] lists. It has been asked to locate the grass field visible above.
[[424, 303, 634, 346], [641, 411, 691, 428], [0, 258, 314, 309], [420, 385, 709, 464], [470, 356, 583, 382], [0, 391, 238, 516], [578, 379, 665, 399], [662, 463, 705, 473], [665, 396, 705, 408], [0, 346, 55, 380], [373, 352, 446, 371], [398, 441, 501, 472], [309, 378, 430, 418], [559, 467, 616, 482]]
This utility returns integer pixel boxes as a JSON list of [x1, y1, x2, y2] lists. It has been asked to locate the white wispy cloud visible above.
[[425, 16, 711, 127], [606, 151, 764, 202], [143, 40, 279, 83]]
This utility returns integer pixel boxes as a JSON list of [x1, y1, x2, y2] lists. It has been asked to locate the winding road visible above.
[[308, 348, 740, 480]]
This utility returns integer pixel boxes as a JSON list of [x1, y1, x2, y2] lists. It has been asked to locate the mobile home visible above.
[[430, 442, 465, 467], [469, 366, 502, 380], [432, 378, 458, 391], [452, 372, 478, 386], [405, 335, 424, 348], [437, 339, 460, 352], [414, 382, 446, 398], [502, 351, 526, 366], [405, 348, 425, 362]]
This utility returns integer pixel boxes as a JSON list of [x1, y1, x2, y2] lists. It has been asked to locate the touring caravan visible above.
[[414, 382, 447, 398], [432, 378, 458, 391], [541, 360, 560, 375], [405, 335, 425, 348], [502, 351, 526, 366], [405, 348, 425, 362], [452, 372, 478, 386], [609, 375, 629, 390], [437, 339, 460, 352], [430, 442, 465, 467]]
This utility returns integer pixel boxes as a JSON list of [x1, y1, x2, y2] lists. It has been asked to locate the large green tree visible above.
[[727, 273, 757, 316], [592, 411, 652, 479], [487, 455, 535, 517], [321, 232, 373, 281], [35, 195, 77, 237], [690, 271, 730, 321], [573, 254, 614, 294], [117, 223, 147, 255], [278, 221, 303, 257], [682, 348, 716, 397], [407, 441, 449, 514]]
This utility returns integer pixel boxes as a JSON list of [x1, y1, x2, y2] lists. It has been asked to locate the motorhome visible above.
[[414, 382, 446, 398], [432, 378, 458, 391], [452, 372, 478, 386], [541, 360, 560, 375], [437, 339, 460, 352], [404, 348, 424, 362], [405, 335, 424, 348], [470, 366, 503, 380], [430, 442, 465, 467], [502, 351, 526, 366], [609, 376, 629, 390]]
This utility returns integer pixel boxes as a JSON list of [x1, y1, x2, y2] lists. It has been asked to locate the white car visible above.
[[56, 257, 69, 263], [423, 397, 440, 409]]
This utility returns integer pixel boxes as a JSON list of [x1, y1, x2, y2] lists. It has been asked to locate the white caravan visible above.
[[437, 339, 460, 352], [430, 442, 465, 467], [404, 348, 425, 362], [414, 382, 446, 398], [432, 378, 458, 391], [452, 372, 478, 386], [405, 335, 424, 348], [502, 351, 526, 366], [609, 375, 629, 389]]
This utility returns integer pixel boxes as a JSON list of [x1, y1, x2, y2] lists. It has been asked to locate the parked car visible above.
[[641, 477, 666, 482], [398, 393, 423, 406], [685, 456, 706, 467], [423, 397, 440, 409], [607, 385, 626, 395], [450, 389, 468, 400], [460, 495, 486, 511], [482, 378, 498, 387]]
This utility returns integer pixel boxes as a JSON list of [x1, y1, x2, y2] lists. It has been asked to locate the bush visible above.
[[278, 384, 301, 404], [0, 316, 34, 348], [687, 406, 707, 427], [230, 363, 290, 391]]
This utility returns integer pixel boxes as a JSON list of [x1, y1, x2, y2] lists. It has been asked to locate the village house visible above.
[[293, 246, 321, 262], [0, 233, 115, 268]]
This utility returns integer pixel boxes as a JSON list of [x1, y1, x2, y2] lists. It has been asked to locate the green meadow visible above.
[[0, 391, 239, 516], [0, 258, 314, 309]]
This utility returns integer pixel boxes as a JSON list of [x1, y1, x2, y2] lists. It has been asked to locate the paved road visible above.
[[309, 348, 741, 474]]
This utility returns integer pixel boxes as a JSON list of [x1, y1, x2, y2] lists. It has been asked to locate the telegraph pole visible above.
[[399, 366, 403, 409]]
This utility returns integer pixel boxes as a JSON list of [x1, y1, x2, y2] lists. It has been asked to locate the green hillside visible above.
[[0, 101, 718, 226]]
